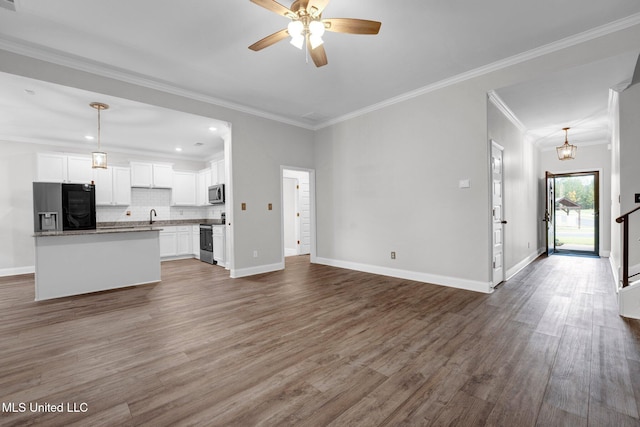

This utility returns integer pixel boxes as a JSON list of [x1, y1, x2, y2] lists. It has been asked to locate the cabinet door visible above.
[[216, 159, 225, 184], [197, 169, 212, 206], [112, 167, 131, 205], [159, 229, 177, 257], [94, 167, 113, 205], [36, 153, 68, 182], [67, 156, 94, 184], [172, 171, 197, 206], [213, 229, 225, 264], [192, 226, 200, 257], [176, 227, 192, 255], [130, 162, 153, 187], [153, 164, 173, 188]]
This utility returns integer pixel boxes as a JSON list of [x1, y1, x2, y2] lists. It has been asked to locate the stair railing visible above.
[[615, 205, 640, 287]]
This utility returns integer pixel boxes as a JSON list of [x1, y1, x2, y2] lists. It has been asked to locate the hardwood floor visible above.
[[1, 255, 640, 426]]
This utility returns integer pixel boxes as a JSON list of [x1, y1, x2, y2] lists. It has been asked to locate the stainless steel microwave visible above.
[[208, 184, 225, 204]]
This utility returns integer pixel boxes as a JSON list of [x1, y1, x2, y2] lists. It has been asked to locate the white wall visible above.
[[0, 49, 315, 278], [487, 101, 540, 278], [313, 23, 640, 292], [539, 143, 612, 256], [619, 82, 640, 270]]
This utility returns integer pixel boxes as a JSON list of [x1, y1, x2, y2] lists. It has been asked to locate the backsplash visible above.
[[97, 188, 224, 223]]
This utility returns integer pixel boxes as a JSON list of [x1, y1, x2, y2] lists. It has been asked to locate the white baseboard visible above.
[[313, 257, 492, 294], [0, 266, 35, 277], [506, 249, 544, 281], [231, 261, 285, 279]]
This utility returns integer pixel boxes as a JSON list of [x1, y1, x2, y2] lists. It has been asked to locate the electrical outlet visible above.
[[391, 251, 396, 260], [253, 250, 258, 258]]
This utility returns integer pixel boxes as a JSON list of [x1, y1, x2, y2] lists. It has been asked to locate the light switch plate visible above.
[[459, 179, 471, 189]]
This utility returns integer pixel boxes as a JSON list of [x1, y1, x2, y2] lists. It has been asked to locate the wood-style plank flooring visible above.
[[1, 255, 640, 426]]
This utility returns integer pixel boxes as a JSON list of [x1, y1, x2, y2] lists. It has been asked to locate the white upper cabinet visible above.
[[216, 159, 225, 184], [94, 167, 113, 205], [172, 171, 197, 206], [36, 153, 68, 182], [36, 153, 95, 184], [112, 167, 132, 205], [95, 166, 131, 206], [130, 162, 173, 188], [153, 164, 173, 188], [197, 168, 212, 206], [66, 156, 94, 184]]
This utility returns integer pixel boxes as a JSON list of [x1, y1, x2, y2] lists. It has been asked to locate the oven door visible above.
[[199, 225, 215, 264]]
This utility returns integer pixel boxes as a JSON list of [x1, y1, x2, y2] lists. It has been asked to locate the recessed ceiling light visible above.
[[175, 147, 183, 152], [84, 135, 94, 140], [209, 126, 217, 132]]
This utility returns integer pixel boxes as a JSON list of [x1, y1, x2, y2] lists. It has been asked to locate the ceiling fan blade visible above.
[[323, 18, 381, 35], [308, 40, 328, 67], [250, 0, 293, 17], [306, 0, 331, 16], [249, 29, 290, 51]]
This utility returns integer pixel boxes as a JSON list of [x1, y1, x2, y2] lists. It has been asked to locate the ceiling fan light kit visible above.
[[249, 0, 381, 67]]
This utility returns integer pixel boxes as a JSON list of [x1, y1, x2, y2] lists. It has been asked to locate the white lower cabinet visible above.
[[159, 227, 177, 258], [212, 226, 225, 266], [159, 226, 195, 259], [192, 225, 200, 259]]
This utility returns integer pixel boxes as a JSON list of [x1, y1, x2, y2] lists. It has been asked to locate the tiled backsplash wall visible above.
[[97, 188, 224, 223]]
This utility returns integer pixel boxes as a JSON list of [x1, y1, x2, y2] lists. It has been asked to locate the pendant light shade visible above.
[[556, 127, 576, 161], [90, 102, 109, 169]]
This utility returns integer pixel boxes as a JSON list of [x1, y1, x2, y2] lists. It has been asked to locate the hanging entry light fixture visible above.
[[90, 102, 109, 169], [556, 127, 577, 161]]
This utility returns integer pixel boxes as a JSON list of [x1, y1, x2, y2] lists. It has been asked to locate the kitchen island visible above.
[[33, 227, 162, 301]]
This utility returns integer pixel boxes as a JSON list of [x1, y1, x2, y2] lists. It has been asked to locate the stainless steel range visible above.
[[199, 224, 216, 264]]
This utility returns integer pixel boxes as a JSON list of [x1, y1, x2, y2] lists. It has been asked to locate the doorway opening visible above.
[[545, 171, 599, 257], [281, 168, 314, 260]]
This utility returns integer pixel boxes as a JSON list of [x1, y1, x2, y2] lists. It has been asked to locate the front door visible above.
[[491, 141, 505, 287], [545, 171, 555, 256]]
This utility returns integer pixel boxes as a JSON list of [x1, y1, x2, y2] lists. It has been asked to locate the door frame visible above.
[[490, 140, 505, 288], [280, 166, 317, 264], [545, 169, 600, 257]]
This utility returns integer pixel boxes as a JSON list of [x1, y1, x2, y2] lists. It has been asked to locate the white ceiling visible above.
[[0, 0, 639, 155]]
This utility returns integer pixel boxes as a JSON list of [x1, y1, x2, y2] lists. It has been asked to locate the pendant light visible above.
[[90, 102, 109, 169], [556, 127, 576, 161]]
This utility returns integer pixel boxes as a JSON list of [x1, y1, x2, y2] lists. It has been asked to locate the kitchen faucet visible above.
[[149, 209, 157, 225]]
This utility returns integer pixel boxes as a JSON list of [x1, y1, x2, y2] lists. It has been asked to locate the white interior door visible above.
[[491, 141, 505, 287], [283, 177, 299, 257]]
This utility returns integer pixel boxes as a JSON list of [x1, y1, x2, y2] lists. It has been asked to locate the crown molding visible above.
[[314, 12, 640, 129], [0, 35, 316, 131], [487, 90, 527, 134], [1, 12, 639, 132]]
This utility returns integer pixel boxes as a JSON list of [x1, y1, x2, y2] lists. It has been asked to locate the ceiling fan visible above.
[[248, 0, 381, 67]]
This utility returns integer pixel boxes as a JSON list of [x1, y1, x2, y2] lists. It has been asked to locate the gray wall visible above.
[[488, 101, 541, 277], [619, 82, 640, 269], [313, 23, 640, 291]]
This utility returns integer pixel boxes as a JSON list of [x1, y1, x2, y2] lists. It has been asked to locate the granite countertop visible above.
[[34, 219, 226, 237], [34, 226, 163, 237], [98, 219, 225, 227]]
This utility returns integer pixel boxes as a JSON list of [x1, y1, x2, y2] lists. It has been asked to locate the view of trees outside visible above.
[[554, 174, 596, 252]]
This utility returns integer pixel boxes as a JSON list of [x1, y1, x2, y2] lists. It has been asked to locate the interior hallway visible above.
[[0, 255, 639, 426]]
